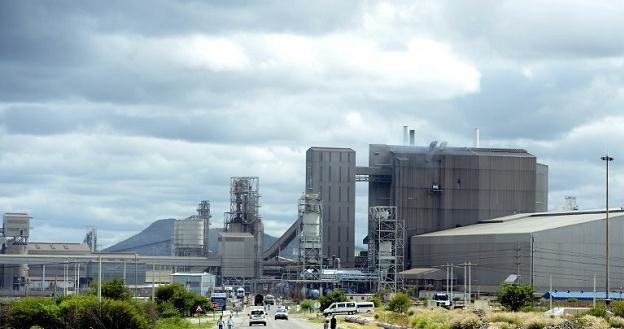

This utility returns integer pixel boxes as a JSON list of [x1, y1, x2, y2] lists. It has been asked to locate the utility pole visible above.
[[601, 155, 614, 305], [515, 241, 521, 283], [549, 274, 552, 310], [460, 262, 477, 307], [98, 255, 102, 303]]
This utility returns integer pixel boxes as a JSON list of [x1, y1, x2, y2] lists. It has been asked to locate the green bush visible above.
[[497, 284, 536, 311], [0, 302, 10, 329], [158, 301, 181, 318], [155, 283, 206, 317], [613, 300, 624, 317], [387, 292, 412, 314], [587, 305, 607, 318], [369, 294, 382, 307], [300, 299, 316, 312], [90, 278, 132, 301], [319, 289, 347, 310], [58, 295, 100, 328], [99, 298, 150, 329], [9, 297, 62, 329]]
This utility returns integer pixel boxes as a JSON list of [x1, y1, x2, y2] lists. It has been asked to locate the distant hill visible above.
[[103, 219, 278, 256]]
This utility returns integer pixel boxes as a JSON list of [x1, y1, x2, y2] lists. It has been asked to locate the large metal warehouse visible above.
[[411, 210, 624, 293]]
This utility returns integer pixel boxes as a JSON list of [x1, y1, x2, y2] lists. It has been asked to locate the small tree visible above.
[[300, 300, 316, 312], [90, 278, 132, 300], [319, 289, 348, 310], [386, 292, 412, 314], [369, 294, 382, 307], [497, 283, 535, 311]]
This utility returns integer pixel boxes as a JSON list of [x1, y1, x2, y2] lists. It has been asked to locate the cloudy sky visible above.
[[1, 1, 624, 248]]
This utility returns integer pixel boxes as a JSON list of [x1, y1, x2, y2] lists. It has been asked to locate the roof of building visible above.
[[26, 242, 91, 253], [308, 147, 355, 152], [377, 144, 535, 158], [416, 209, 624, 237], [543, 291, 624, 300]]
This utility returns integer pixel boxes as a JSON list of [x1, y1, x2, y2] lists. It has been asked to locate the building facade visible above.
[[363, 144, 548, 268], [306, 147, 356, 267]]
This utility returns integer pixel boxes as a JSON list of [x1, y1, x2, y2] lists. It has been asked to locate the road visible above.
[[222, 306, 324, 329]]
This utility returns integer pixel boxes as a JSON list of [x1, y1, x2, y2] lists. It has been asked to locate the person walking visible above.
[[323, 316, 330, 329], [217, 316, 225, 329], [330, 315, 337, 329], [227, 314, 234, 329]]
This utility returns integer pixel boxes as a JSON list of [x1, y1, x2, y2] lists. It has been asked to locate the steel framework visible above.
[[368, 206, 405, 292], [298, 193, 322, 280]]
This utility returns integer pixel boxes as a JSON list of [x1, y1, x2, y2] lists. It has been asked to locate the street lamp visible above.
[[601, 155, 614, 304]]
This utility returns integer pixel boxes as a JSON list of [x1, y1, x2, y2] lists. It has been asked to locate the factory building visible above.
[[306, 147, 356, 267], [361, 144, 548, 268], [411, 210, 624, 293]]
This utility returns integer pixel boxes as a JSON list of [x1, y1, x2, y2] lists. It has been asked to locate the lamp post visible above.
[[601, 155, 614, 304]]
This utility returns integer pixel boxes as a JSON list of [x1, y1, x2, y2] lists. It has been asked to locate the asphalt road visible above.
[[224, 307, 322, 329]]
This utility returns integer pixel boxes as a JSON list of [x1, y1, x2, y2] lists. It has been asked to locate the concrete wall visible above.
[[306, 147, 356, 266]]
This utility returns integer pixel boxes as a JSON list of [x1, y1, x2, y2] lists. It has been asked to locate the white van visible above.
[[323, 302, 357, 316], [356, 302, 375, 313]]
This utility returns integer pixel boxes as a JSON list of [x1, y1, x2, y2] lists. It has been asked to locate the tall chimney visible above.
[[409, 130, 415, 146], [403, 126, 408, 145], [474, 128, 480, 148]]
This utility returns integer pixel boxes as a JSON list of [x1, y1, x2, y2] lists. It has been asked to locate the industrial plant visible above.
[[3, 127, 617, 301]]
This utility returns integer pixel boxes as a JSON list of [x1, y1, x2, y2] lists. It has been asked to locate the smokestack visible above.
[[473, 128, 480, 148], [409, 130, 415, 146], [403, 126, 408, 145]]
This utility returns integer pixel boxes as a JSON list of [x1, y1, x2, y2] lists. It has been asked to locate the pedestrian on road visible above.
[[217, 316, 224, 329], [330, 315, 337, 329], [227, 314, 234, 329], [323, 316, 329, 329]]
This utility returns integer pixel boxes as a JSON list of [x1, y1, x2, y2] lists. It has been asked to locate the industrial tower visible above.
[[298, 193, 322, 279], [224, 177, 263, 279], [368, 206, 405, 292], [173, 200, 211, 257]]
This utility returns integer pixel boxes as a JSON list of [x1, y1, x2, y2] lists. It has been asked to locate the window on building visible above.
[[338, 186, 341, 202], [328, 165, 332, 181], [338, 226, 341, 240]]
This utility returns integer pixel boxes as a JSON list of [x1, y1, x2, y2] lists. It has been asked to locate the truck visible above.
[[433, 293, 452, 309]]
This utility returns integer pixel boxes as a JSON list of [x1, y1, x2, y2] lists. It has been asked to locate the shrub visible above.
[[155, 283, 202, 317], [613, 300, 624, 317], [300, 299, 315, 312], [158, 301, 181, 318], [609, 316, 624, 328], [99, 298, 150, 329], [386, 292, 412, 314], [0, 302, 10, 329], [483, 312, 521, 325], [58, 295, 100, 328], [319, 289, 347, 310], [369, 294, 382, 307], [497, 284, 536, 311], [90, 278, 132, 301], [9, 297, 62, 329], [578, 315, 610, 329], [586, 305, 607, 318], [450, 312, 481, 329]]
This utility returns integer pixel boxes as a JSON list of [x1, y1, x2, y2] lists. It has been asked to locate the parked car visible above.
[[249, 308, 267, 326], [323, 302, 357, 316], [274, 307, 288, 320]]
